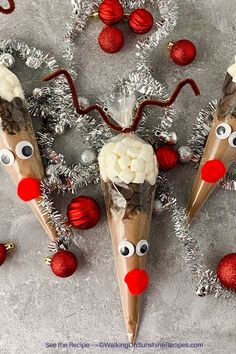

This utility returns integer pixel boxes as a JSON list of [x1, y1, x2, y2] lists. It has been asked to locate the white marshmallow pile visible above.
[[98, 133, 158, 185], [227, 55, 236, 83], [0, 65, 24, 102]]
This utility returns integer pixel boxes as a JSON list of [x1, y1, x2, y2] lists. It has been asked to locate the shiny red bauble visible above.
[[67, 196, 100, 229], [155, 146, 178, 171], [128, 8, 154, 34], [0, 244, 7, 266], [217, 253, 236, 290], [170, 39, 197, 66], [99, 0, 124, 25], [50, 250, 78, 278], [98, 26, 124, 53]]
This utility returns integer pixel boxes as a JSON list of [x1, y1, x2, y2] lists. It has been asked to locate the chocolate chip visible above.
[[225, 81, 236, 96], [222, 73, 232, 94], [12, 108, 23, 122], [116, 185, 134, 200], [13, 97, 24, 109]]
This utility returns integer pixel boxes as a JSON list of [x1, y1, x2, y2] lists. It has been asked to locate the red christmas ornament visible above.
[[155, 146, 178, 171], [98, 26, 124, 54], [217, 253, 236, 290], [67, 196, 100, 229], [124, 269, 149, 295], [128, 8, 154, 34], [17, 177, 41, 202], [50, 250, 78, 278], [201, 160, 226, 183], [169, 39, 197, 66], [98, 0, 124, 25], [0, 244, 7, 266]]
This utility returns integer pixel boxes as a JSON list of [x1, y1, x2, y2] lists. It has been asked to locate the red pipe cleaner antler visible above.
[[43, 69, 200, 133], [0, 0, 15, 14]]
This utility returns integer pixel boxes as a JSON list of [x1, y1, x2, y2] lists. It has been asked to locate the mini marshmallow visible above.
[[133, 140, 143, 149], [107, 166, 119, 180], [139, 147, 153, 162], [133, 172, 145, 184], [14, 87, 24, 100], [146, 162, 153, 173], [6, 74, 20, 87], [228, 63, 236, 78], [147, 174, 156, 185], [98, 133, 159, 185], [127, 147, 139, 158], [130, 158, 145, 172], [119, 168, 134, 184], [118, 156, 131, 169], [114, 164, 122, 175], [105, 142, 116, 153], [113, 142, 128, 156], [1, 91, 14, 103], [0, 65, 24, 102], [106, 152, 118, 166], [98, 155, 108, 179]]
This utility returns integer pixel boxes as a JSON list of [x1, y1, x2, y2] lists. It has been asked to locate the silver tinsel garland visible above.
[[187, 100, 217, 161], [135, 0, 179, 72], [0, 38, 175, 252], [32, 0, 178, 194], [155, 174, 235, 299], [40, 180, 73, 251], [67, 0, 179, 73], [0, 3, 234, 297], [0, 39, 75, 250]]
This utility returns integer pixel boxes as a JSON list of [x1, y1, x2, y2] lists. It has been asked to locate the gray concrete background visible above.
[[0, 0, 236, 353]]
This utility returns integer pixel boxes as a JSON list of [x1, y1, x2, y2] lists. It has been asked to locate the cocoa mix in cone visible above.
[[187, 56, 236, 222], [99, 133, 158, 342], [0, 64, 57, 240]]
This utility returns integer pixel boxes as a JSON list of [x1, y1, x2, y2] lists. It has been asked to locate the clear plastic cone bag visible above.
[[0, 64, 57, 240], [99, 133, 158, 342], [187, 55, 236, 222]]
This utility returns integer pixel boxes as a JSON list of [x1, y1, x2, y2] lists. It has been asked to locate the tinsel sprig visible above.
[[155, 174, 235, 299]]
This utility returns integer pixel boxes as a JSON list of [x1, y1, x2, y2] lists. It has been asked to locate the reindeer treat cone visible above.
[[44, 68, 200, 342], [0, 64, 57, 240], [99, 133, 158, 342], [186, 56, 236, 222]]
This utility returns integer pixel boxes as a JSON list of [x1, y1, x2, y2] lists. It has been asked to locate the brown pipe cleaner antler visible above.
[[44, 69, 200, 133]]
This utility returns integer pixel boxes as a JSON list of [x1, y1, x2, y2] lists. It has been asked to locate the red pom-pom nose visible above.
[[201, 160, 226, 183], [124, 269, 149, 295], [17, 177, 41, 201]]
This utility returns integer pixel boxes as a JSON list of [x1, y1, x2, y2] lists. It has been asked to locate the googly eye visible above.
[[228, 131, 236, 148], [0, 149, 14, 166], [136, 240, 149, 257], [16, 141, 34, 160], [118, 241, 135, 258], [215, 123, 232, 139]]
